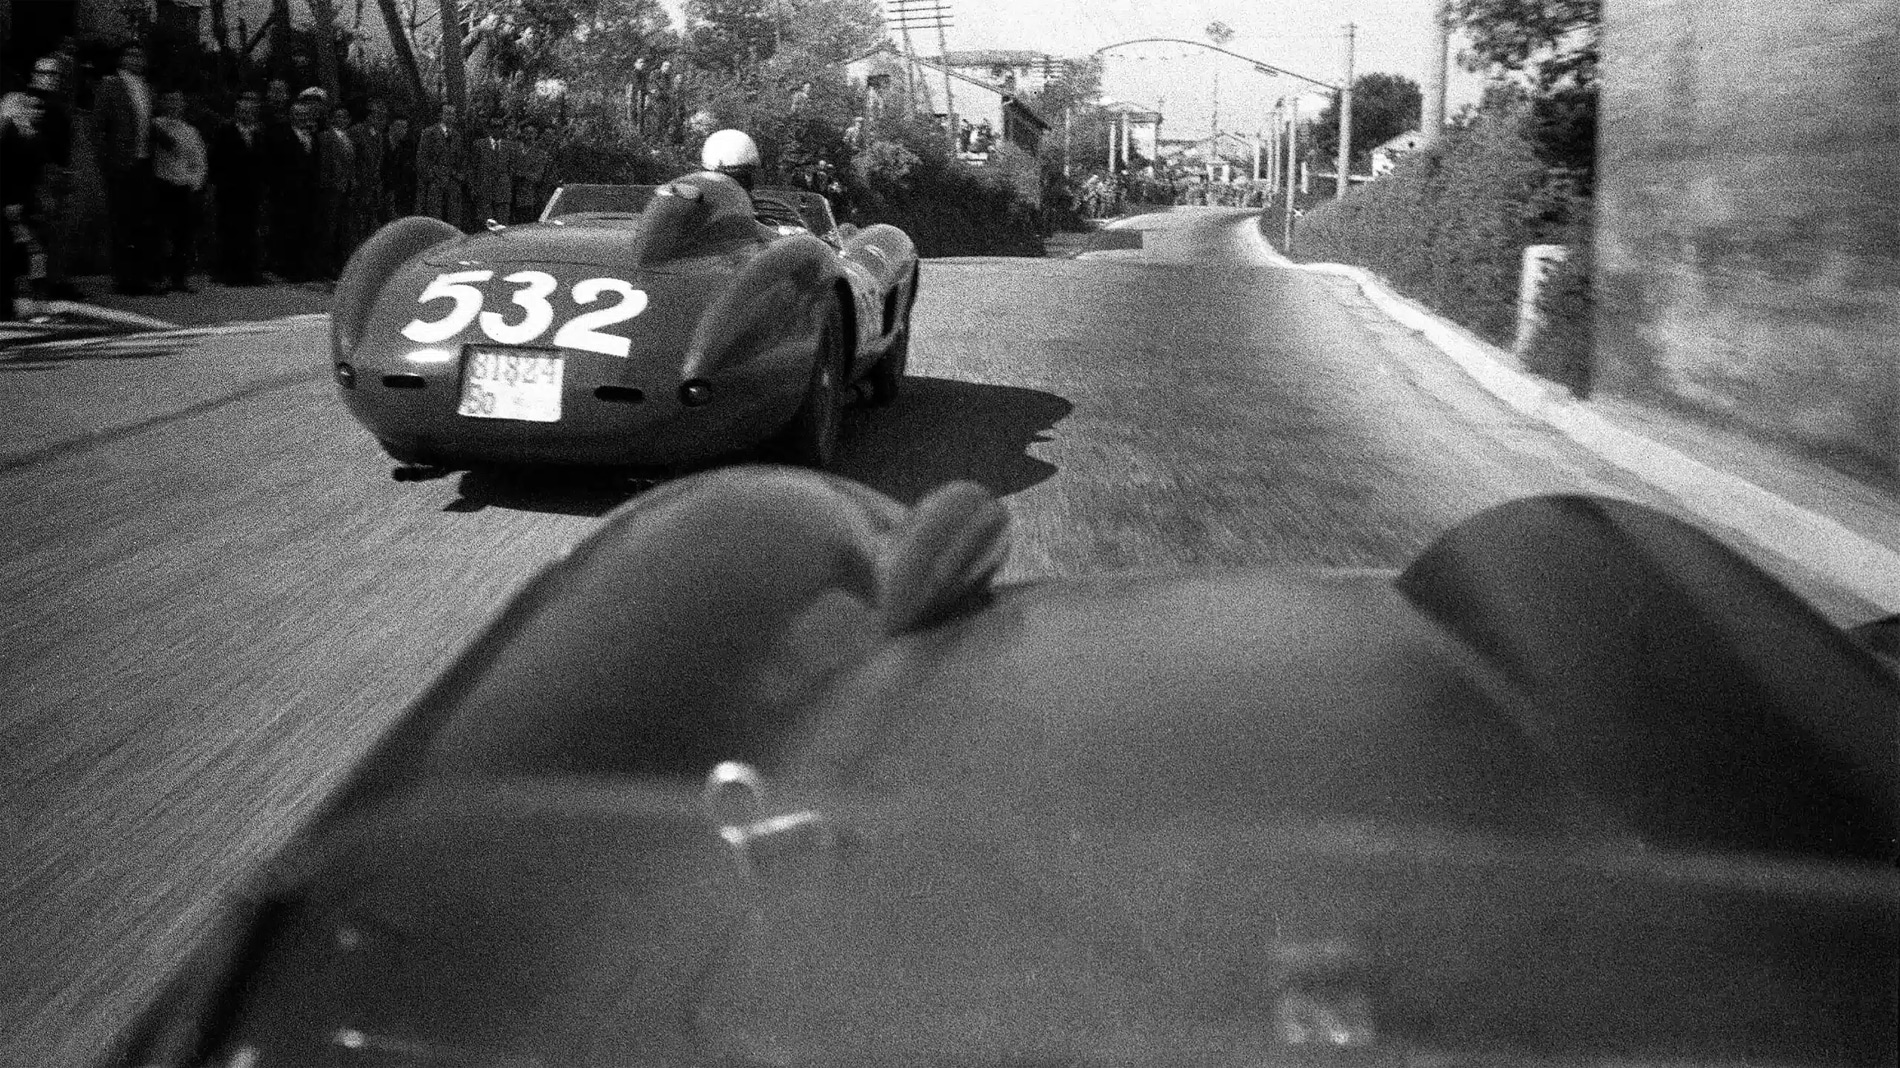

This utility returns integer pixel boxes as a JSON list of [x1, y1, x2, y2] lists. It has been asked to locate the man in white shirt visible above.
[[152, 89, 207, 292]]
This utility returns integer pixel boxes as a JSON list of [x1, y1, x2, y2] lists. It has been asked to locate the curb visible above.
[[1245, 219, 1900, 614]]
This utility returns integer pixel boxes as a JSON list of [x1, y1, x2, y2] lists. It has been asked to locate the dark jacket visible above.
[[92, 71, 153, 170], [210, 119, 270, 200]]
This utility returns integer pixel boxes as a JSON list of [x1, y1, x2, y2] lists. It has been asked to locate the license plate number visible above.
[[458, 349, 563, 422]]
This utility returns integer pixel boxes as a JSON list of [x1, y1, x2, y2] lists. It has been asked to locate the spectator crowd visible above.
[[1069, 170, 1274, 219], [3, 42, 567, 319]]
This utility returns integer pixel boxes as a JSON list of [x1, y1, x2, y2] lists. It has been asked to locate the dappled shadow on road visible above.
[[834, 375, 1072, 504], [443, 466, 649, 517]]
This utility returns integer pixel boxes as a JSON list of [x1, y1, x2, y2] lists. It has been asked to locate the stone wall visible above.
[[1595, 0, 1899, 478]]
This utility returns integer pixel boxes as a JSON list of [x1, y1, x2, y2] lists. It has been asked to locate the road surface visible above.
[[0, 208, 1854, 1065]]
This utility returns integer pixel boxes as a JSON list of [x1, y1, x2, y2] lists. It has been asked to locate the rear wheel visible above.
[[869, 265, 920, 407], [868, 327, 908, 406], [775, 301, 847, 468]]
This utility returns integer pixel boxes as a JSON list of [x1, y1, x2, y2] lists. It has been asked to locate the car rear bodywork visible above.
[[104, 470, 1898, 1068], [330, 173, 918, 469]]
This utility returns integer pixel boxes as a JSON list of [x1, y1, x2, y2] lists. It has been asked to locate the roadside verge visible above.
[[1243, 218, 1900, 615]]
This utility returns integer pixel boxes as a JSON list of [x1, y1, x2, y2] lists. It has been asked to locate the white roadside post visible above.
[[1514, 244, 1572, 358]]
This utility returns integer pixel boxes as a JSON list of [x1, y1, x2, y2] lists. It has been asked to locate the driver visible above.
[[700, 128, 810, 233]]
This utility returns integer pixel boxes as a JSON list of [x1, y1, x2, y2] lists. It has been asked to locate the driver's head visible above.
[[701, 128, 761, 191]]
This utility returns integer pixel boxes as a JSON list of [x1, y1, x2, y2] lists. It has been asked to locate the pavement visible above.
[[1231, 222, 1900, 615], [2, 273, 334, 336], [8, 234, 1900, 615]]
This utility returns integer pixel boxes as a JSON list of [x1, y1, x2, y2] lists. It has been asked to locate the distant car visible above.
[[330, 173, 919, 473]]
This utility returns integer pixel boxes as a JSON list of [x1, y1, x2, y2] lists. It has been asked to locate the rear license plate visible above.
[[458, 349, 564, 422]]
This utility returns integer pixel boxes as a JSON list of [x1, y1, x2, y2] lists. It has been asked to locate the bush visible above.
[[1273, 98, 1591, 385], [1523, 218, 1594, 396]]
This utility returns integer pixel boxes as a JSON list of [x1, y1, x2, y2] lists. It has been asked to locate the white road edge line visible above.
[[3, 312, 329, 355], [1243, 216, 1900, 614], [36, 300, 181, 330]]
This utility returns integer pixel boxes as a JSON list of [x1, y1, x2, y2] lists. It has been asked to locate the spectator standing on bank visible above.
[[318, 105, 356, 277], [267, 95, 321, 281], [415, 104, 461, 227], [348, 98, 388, 240], [384, 113, 416, 218], [93, 43, 157, 295], [469, 118, 513, 227], [510, 122, 547, 223], [1, 92, 49, 319], [262, 79, 293, 131], [210, 91, 268, 285], [27, 55, 78, 300], [151, 89, 207, 293]]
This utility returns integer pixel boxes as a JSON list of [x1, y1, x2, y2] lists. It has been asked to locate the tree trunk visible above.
[[210, 0, 236, 92], [308, 0, 343, 100], [437, 0, 467, 113], [375, 0, 429, 107], [269, 0, 294, 81]]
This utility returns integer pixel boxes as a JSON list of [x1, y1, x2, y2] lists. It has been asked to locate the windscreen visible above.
[[755, 188, 838, 236], [539, 184, 659, 220]]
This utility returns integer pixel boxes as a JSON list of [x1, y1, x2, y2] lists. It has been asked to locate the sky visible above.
[[953, 0, 1488, 138], [664, 0, 1489, 140]]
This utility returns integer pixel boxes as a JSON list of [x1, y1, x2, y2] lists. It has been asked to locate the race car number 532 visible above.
[[402, 270, 649, 358]]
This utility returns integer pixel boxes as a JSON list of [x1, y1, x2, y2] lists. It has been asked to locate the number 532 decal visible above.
[[400, 270, 649, 357]]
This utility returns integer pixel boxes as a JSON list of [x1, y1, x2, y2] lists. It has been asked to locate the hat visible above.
[[296, 86, 329, 104]]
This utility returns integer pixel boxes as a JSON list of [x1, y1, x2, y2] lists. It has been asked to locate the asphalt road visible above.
[[0, 208, 1812, 1065]]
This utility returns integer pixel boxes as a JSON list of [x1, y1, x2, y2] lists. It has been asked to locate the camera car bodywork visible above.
[[109, 468, 1898, 1068]]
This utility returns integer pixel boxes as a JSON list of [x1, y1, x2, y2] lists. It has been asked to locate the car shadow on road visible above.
[[834, 375, 1073, 504], [444, 467, 647, 517]]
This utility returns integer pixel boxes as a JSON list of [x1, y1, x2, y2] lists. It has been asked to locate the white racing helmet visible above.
[[702, 128, 762, 188]]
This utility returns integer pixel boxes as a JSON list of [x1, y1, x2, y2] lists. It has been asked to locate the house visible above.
[[1371, 129, 1424, 177], [1158, 130, 1259, 182], [844, 43, 1051, 156], [925, 49, 1061, 96], [1100, 100, 1163, 165]]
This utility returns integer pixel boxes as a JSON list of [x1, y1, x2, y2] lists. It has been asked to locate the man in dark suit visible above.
[[348, 98, 388, 241], [384, 114, 417, 218], [469, 118, 514, 227], [209, 91, 269, 285], [91, 43, 157, 294], [415, 104, 462, 228], [266, 96, 321, 282], [317, 104, 357, 278]]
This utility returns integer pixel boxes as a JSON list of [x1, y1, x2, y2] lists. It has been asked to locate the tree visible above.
[[1310, 72, 1421, 172], [683, 0, 879, 78], [1448, 0, 1597, 93], [1447, 0, 1598, 177], [683, 0, 777, 76], [438, 0, 467, 110], [307, 0, 343, 97], [374, 0, 430, 105]]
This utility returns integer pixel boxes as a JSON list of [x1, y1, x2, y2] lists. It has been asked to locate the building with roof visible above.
[[1371, 129, 1424, 177], [844, 43, 1052, 156], [924, 49, 1063, 96], [1101, 100, 1163, 164]]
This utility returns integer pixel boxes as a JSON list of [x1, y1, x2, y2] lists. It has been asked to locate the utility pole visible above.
[[1063, 103, 1072, 176], [1336, 21, 1354, 198], [1283, 95, 1298, 252], [1421, 0, 1448, 146], [888, 0, 957, 154]]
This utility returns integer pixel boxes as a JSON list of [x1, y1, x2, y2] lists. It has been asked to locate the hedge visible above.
[[1266, 100, 1594, 394]]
